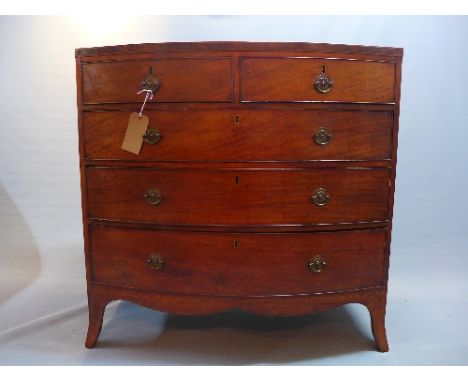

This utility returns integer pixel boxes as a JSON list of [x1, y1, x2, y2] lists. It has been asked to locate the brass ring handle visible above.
[[314, 66, 333, 94], [311, 187, 330, 207], [144, 188, 162, 205], [314, 127, 332, 146], [308, 255, 327, 273], [140, 66, 160, 93], [143, 128, 161, 144], [147, 253, 164, 270]]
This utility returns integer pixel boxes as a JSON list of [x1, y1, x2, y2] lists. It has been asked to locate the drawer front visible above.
[[241, 58, 395, 103], [83, 110, 392, 161], [82, 58, 233, 104], [86, 168, 390, 225], [90, 226, 386, 296]]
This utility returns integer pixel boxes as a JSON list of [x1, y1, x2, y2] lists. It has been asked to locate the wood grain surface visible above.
[[89, 226, 386, 296], [241, 58, 395, 103], [86, 167, 390, 225], [82, 58, 233, 104], [83, 109, 393, 161]]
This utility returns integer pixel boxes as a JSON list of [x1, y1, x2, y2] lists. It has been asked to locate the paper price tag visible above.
[[121, 112, 149, 155]]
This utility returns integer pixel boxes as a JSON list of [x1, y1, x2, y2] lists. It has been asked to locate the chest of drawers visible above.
[[75, 42, 403, 352]]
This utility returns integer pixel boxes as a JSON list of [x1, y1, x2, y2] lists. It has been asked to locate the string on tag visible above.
[[137, 89, 153, 118]]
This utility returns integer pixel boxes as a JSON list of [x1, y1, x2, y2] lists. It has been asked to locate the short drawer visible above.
[[86, 167, 390, 225], [90, 226, 386, 296], [241, 58, 395, 103], [82, 58, 233, 104], [83, 110, 392, 161]]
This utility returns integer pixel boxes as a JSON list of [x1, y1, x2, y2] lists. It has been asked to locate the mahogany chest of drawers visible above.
[[75, 42, 403, 352]]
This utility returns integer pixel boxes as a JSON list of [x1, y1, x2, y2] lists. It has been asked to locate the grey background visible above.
[[0, 16, 467, 365]]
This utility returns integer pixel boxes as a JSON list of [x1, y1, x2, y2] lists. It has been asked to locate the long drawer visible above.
[[86, 167, 390, 225], [81, 58, 233, 104], [90, 226, 387, 296], [241, 57, 395, 103], [83, 110, 393, 161]]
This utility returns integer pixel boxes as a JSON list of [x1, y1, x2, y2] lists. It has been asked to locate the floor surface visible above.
[[0, 237, 467, 365]]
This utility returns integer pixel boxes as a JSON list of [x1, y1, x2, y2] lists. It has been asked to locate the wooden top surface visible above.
[[75, 41, 404, 58]]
